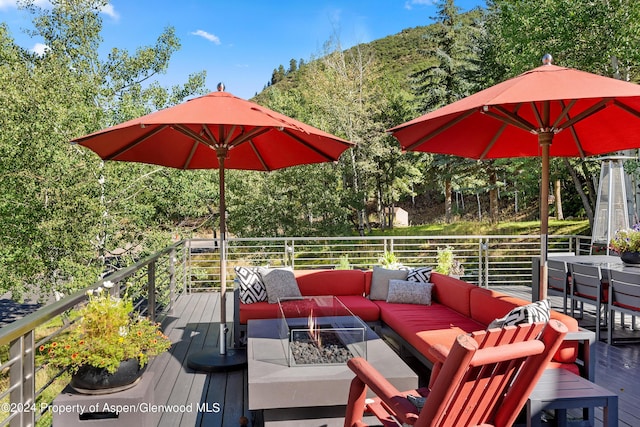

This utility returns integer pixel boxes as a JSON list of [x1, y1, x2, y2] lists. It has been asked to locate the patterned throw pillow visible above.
[[488, 300, 550, 329], [235, 266, 267, 304], [406, 266, 433, 283], [386, 280, 433, 305]]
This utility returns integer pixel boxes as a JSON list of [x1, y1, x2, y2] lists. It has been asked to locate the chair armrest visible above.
[[563, 327, 595, 381], [347, 357, 420, 424], [427, 344, 450, 388]]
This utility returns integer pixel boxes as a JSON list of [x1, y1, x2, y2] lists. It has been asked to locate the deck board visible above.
[[144, 289, 640, 426]]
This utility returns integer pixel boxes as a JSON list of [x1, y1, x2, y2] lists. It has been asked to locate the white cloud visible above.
[[100, 3, 119, 20], [31, 43, 49, 56], [191, 30, 221, 45]]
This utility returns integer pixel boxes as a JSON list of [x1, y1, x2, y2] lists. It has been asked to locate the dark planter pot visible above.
[[70, 358, 146, 395], [621, 251, 640, 266]]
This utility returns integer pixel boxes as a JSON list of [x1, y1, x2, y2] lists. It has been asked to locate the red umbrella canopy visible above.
[[72, 90, 353, 170], [390, 64, 640, 159], [389, 63, 640, 301]]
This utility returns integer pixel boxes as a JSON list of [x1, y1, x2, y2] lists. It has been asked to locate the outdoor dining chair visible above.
[[344, 320, 568, 427], [547, 259, 572, 314], [569, 263, 606, 341], [607, 269, 640, 344]]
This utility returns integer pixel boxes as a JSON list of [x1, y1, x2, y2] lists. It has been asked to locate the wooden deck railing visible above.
[[0, 234, 592, 426]]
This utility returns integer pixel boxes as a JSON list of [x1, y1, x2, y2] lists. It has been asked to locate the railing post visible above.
[[169, 248, 176, 315], [148, 261, 156, 322], [182, 243, 189, 294], [10, 332, 35, 427], [483, 238, 490, 288]]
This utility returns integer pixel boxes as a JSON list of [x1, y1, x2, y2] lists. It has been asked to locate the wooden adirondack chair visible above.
[[344, 320, 568, 427]]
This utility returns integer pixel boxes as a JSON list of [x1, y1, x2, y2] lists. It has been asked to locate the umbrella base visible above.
[[187, 348, 247, 372]]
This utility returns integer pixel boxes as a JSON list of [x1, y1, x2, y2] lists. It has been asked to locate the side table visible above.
[[527, 369, 617, 427]]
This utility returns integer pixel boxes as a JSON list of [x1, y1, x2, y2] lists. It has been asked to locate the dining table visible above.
[[531, 254, 640, 300]]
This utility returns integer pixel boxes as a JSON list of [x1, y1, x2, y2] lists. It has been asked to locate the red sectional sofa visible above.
[[233, 268, 593, 379]]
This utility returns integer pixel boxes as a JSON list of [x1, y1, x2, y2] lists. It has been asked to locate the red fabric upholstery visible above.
[[238, 268, 582, 373], [294, 269, 367, 296], [376, 301, 484, 364], [470, 288, 579, 364], [429, 272, 474, 317], [240, 269, 371, 324], [334, 295, 380, 322], [239, 301, 280, 324]]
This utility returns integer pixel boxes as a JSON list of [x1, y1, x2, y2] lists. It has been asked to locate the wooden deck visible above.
[[145, 288, 640, 427]]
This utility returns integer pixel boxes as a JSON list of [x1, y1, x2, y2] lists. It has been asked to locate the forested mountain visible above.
[[3, 0, 640, 301]]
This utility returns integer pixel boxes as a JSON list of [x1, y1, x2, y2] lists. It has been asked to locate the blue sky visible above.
[[1, 0, 485, 100]]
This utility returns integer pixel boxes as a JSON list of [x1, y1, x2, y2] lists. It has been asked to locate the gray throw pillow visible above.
[[369, 266, 408, 300], [259, 267, 301, 304], [386, 280, 433, 305]]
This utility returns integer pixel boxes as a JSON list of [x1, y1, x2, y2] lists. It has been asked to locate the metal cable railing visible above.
[[0, 244, 186, 427], [0, 234, 592, 426]]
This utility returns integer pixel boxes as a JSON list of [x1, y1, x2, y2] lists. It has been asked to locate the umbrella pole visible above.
[[538, 132, 553, 301], [186, 148, 247, 372], [218, 153, 228, 356]]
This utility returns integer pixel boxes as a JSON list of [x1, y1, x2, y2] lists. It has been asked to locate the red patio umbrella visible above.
[[72, 87, 354, 371], [389, 61, 640, 300]]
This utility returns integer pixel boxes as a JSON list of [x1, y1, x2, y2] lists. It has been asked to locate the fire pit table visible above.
[[247, 296, 418, 426]]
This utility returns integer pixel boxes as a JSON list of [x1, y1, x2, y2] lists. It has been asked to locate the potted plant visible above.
[[378, 251, 404, 270], [610, 224, 640, 264], [435, 246, 465, 278], [38, 282, 171, 394]]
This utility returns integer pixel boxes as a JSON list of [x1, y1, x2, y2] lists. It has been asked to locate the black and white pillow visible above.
[[488, 300, 550, 329], [235, 266, 267, 304], [407, 266, 433, 283]]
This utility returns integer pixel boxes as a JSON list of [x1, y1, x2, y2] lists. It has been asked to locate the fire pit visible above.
[[277, 296, 367, 366]]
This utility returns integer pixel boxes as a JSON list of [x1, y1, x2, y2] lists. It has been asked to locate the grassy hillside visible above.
[[367, 219, 591, 237]]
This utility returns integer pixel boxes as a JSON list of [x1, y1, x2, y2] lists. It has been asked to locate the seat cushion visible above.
[[239, 302, 281, 324], [376, 300, 484, 364], [335, 296, 380, 322]]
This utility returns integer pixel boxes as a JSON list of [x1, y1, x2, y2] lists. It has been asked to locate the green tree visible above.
[[0, 0, 207, 300], [410, 0, 485, 222]]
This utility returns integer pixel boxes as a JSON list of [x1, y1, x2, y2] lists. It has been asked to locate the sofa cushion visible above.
[[239, 301, 281, 324], [370, 267, 408, 300], [335, 296, 380, 322], [470, 288, 579, 364], [239, 296, 379, 324], [407, 266, 433, 283], [469, 287, 520, 325], [488, 299, 550, 329], [386, 280, 433, 305], [235, 266, 267, 304], [295, 269, 366, 296], [259, 267, 301, 304], [429, 273, 474, 317], [376, 300, 484, 364]]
